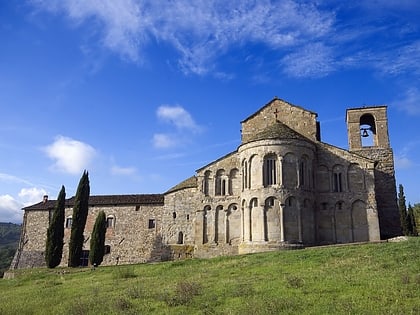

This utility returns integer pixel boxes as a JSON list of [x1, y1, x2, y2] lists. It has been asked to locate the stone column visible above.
[[243, 206, 251, 242], [279, 157, 284, 187], [279, 203, 285, 242], [297, 200, 303, 243]]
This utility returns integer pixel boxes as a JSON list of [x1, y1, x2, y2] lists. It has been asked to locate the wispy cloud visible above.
[[44, 135, 96, 175], [281, 43, 335, 78], [152, 133, 178, 149], [157, 105, 201, 132], [30, 1, 419, 79], [0, 173, 34, 186], [30, 0, 335, 77], [392, 87, 420, 116], [111, 165, 137, 176], [153, 105, 202, 149]]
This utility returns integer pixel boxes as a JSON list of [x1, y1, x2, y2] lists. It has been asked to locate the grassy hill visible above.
[[0, 223, 21, 277], [1, 237, 419, 315]]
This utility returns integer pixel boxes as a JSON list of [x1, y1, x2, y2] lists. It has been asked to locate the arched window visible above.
[[333, 165, 344, 192], [360, 114, 376, 147], [242, 159, 248, 190], [65, 216, 72, 229], [177, 231, 184, 244], [263, 154, 277, 187], [215, 169, 226, 196], [106, 216, 115, 228], [203, 170, 211, 196]]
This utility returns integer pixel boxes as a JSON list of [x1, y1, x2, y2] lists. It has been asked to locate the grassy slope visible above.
[[1, 238, 419, 315]]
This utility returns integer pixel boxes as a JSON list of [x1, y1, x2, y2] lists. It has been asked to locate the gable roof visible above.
[[23, 194, 164, 211], [241, 97, 317, 124]]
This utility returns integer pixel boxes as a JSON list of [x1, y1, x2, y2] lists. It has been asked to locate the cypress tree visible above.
[[89, 211, 107, 266], [45, 186, 66, 268], [407, 204, 418, 236], [68, 171, 90, 267], [398, 184, 409, 235]]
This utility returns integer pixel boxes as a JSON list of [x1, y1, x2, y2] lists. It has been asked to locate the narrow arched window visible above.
[[106, 216, 115, 228], [263, 154, 277, 187], [177, 231, 184, 244], [215, 169, 226, 196]]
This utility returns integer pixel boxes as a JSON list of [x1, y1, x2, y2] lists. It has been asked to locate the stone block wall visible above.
[[241, 98, 318, 143]]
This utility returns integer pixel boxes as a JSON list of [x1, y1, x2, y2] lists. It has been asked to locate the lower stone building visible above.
[[10, 97, 401, 269]]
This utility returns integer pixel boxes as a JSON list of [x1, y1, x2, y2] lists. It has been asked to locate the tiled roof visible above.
[[243, 121, 311, 143], [165, 176, 198, 194], [23, 194, 164, 211]]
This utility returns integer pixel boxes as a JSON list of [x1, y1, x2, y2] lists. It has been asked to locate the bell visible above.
[[361, 129, 369, 137]]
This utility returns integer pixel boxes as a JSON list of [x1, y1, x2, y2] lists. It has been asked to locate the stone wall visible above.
[[241, 98, 319, 143], [15, 203, 165, 268]]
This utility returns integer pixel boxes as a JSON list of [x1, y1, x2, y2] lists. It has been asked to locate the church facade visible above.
[[11, 98, 401, 269]]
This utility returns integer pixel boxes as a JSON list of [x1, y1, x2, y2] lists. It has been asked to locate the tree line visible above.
[[45, 171, 107, 268], [398, 184, 418, 237]]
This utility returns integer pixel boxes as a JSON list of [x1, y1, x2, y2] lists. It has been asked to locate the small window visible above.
[[104, 245, 111, 255], [148, 219, 156, 229], [106, 216, 114, 228], [186, 214, 190, 221], [172, 212, 177, 219], [65, 217, 72, 228], [177, 231, 184, 244]]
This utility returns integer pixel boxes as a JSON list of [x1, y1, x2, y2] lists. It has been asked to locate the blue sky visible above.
[[1, 0, 420, 223]]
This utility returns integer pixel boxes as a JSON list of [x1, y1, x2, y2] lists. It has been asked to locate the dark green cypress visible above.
[[89, 211, 107, 266], [407, 204, 418, 236], [398, 184, 409, 236], [68, 171, 90, 267], [45, 186, 66, 268]]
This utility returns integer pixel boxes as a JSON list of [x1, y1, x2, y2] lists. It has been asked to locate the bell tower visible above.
[[346, 106, 401, 239]]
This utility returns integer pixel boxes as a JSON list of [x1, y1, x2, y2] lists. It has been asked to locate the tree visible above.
[[407, 204, 418, 236], [89, 211, 107, 266], [68, 171, 90, 267], [398, 184, 409, 236], [45, 186, 66, 268]]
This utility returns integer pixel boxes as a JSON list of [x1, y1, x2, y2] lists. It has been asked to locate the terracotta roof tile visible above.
[[23, 194, 164, 211]]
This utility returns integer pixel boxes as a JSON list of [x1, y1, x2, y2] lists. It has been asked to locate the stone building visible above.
[[10, 98, 401, 269]]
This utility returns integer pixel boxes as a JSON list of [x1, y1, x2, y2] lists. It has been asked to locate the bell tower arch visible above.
[[346, 106, 400, 239]]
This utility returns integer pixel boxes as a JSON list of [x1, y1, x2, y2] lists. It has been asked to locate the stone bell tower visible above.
[[346, 106, 401, 239]]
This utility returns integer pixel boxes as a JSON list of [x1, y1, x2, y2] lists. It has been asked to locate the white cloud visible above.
[[152, 133, 177, 149], [111, 165, 137, 176], [0, 194, 23, 223], [44, 135, 96, 175], [157, 105, 200, 131], [18, 187, 48, 206], [0, 187, 47, 223]]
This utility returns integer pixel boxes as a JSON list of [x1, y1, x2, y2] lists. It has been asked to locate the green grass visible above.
[[1, 238, 419, 314]]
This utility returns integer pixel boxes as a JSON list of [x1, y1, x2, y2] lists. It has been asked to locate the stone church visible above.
[[11, 98, 401, 269]]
